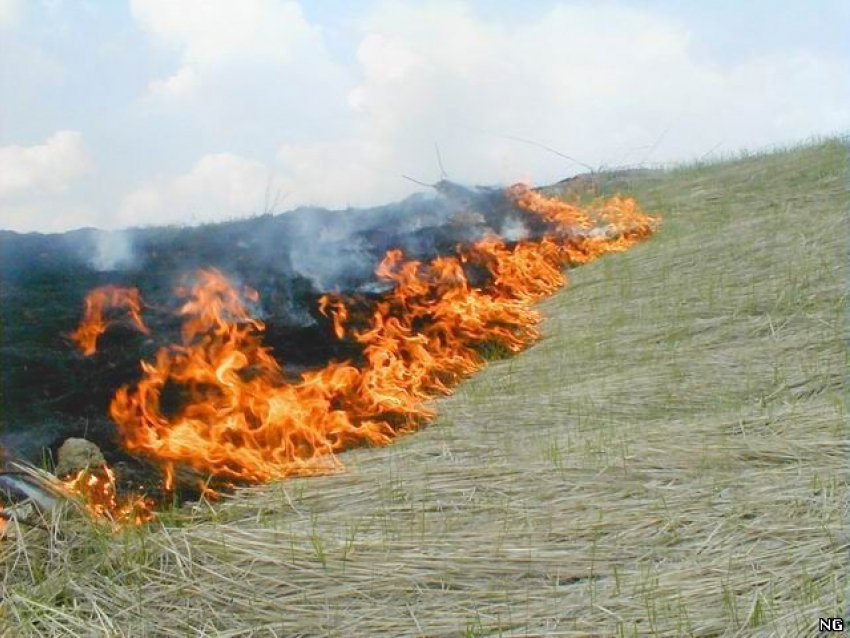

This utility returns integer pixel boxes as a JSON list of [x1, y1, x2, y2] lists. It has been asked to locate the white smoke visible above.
[[90, 230, 135, 271], [500, 216, 529, 242]]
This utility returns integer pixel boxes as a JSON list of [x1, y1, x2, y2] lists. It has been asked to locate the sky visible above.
[[0, 0, 847, 233]]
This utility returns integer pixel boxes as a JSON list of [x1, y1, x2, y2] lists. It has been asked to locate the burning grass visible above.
[[59, 467, 155, 526], [64, 187, 656, 495], [1, 138, 848, 636]]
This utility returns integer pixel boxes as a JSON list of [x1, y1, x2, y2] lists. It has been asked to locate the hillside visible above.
[[0, 183, 538, 466], [1, 138, 847, 636]]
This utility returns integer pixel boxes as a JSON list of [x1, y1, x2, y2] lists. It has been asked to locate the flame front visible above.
[[74, 186, 659, 486], [70, 286, 149, 356], [62, 465, 155, 526]]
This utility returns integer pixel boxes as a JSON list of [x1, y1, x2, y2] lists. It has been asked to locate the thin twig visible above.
[[401, 174, 434, 189], [434, 142, 448, 179], [496, 133, 595, 173]]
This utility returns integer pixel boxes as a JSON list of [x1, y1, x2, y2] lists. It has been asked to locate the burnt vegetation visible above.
[[0, 180, 596, 471]]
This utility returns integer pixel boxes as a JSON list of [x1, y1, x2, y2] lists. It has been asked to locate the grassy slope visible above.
[[2, 139, 847, 637]]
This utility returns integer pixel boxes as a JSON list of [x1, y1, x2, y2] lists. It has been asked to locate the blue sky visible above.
[[0, 0, 847, 232]]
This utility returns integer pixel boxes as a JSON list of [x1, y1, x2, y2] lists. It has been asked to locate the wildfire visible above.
[[70, 286, 149, 356], [61, 465, 155, 526], [70, 185, 659, 495], [0, 464, 153, 534]]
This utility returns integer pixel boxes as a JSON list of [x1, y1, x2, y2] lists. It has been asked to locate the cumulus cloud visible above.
[[131, 0, 317, 65], [118, 153, 284, 227], [4, 1, 848, 232], [116, 1, 850, 226], [127, 0, 352, 195], [0, 130, 90, 198], [131, 0, 345, 101], [0, 132, 135, 253], [275, 2, 850, 208], [0, 131, 96, 232]]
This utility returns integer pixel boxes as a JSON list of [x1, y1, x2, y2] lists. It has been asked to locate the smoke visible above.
[[1, 179, 548, 337], [290, 235, 374, 291], [117, 180, 531, 327], [500, 216, 529, 242], [90, 230, 136, 272], [277, 190, 470, 293]]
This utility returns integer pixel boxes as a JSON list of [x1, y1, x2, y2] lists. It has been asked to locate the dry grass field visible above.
[[1, 137, 847, 637]]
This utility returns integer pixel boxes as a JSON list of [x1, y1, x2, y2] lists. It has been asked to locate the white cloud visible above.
[[276, 138, 395, 207], [274, 2, 850, 208], [131, 0, 335, 99], [129, 0, 352, 188], [121, 1, 849, 223], [0, 131, 98, 233], [0, 130, 90, 198], [8, 2, 845, 233], [148, 65, 197, 98], [0, 0, 21, 29], [131, 0, 313, 63], [118, 153, 283, 227]]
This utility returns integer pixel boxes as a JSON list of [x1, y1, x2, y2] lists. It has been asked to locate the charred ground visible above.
[[0, 179, 588, 470]]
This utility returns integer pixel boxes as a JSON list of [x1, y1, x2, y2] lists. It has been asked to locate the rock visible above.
[[55, 438, 106, 477]]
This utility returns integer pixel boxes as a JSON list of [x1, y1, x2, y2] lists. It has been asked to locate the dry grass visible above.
[[1, 138, 847, 637]]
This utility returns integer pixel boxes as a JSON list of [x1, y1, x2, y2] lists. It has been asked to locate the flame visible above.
[[108, 269, 392, 483], [61, 465, 155, 526], [74, 185, 660, 489], [70, 286, 149, 355], [318, 295, 348, 339]]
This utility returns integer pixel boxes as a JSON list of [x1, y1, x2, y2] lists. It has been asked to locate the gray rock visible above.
[[55, 438, 106, 477]]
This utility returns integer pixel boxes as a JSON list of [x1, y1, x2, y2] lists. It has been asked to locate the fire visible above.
[[69, 286, 149, 356], [61, 465, 155, 526], [72, 185, 659, 490], [108, 268, 394, 484]]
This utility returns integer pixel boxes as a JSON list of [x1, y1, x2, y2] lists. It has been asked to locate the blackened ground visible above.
[[0, 175, 617, 496], [0, 182, 545, 470]]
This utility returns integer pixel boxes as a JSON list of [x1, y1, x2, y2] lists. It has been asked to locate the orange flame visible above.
[[70, 286, 149, 355], [61, 465, 155, 526], [318, 295, 348, 339], [73, 186, 659, 488]]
